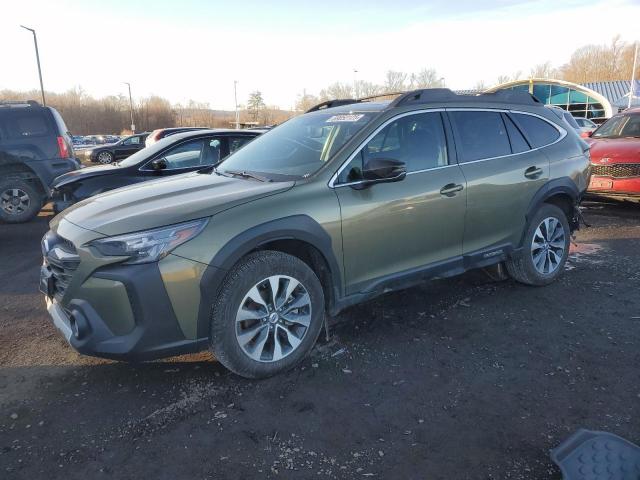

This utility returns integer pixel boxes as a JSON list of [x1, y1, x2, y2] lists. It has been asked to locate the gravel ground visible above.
[[0, 201, 639, 479]]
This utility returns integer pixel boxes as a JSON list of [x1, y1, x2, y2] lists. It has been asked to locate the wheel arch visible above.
[[0, 162, 47, 197], [519, 178, 580, 248], [196, 215, 342, 338]]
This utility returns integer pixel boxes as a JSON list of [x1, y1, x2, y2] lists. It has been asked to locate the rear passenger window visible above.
[[502, 114, 530, 153], [512, 113, 560, 148], [449, 111, 511, 162]]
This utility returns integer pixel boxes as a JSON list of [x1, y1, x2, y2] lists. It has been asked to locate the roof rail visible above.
[[0, 100, 41, 107], [305, 99, 359, 113], [387, 88, 541, 109], [388, 88, 459, 108]]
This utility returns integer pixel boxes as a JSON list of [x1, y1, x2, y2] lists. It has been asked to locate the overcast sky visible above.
[[2, 0, 639, 110]]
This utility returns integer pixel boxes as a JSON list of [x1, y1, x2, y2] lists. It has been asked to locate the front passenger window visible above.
[[157, 139, 205, 169], [336, 112, 448, 184]]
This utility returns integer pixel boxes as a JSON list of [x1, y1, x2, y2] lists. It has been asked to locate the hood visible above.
[[52, 164, 123, 189], [53, 172, 294, 236], [587, 137, 640, 164]]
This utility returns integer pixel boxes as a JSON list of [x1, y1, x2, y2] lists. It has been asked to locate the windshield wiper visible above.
[[224, 169, 271, 182]]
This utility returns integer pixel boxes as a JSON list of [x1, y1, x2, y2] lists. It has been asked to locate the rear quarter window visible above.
[[511, 113, 561, 148]]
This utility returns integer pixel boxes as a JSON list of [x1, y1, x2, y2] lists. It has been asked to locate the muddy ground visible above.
[[0, 201, 639, 479]]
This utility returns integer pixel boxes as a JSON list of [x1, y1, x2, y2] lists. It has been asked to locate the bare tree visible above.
[[560, 36, 639, 83], [530, 61, 556, 79], [319, 82, 354, 101], [295, 92, 320, 112], [384, 71, 408, 92], [409, 68, 443, 89]]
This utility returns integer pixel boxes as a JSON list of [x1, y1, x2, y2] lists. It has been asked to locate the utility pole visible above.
[[234, 80, 240, 129], [20, 25, 45, 106], [124, 82, 135, 133], [629, 41, 638, 109]]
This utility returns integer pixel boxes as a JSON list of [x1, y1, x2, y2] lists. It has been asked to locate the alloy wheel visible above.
[[97, 151, 113, 164], [1, 188, 31, 216], [531, 216, 566, 275], [235, 275, 312, 363]]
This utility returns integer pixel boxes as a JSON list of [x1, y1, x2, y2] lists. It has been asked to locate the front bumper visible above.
[[587, 175, 640, 198], [41, 259, 210, 361]]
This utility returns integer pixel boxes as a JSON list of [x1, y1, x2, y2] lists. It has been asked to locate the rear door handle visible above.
[[524, 166, 543, 179], [440, 183, 464, 196]]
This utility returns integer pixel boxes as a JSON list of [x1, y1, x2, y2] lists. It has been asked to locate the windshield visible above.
[[217, 111, 378, 179], [593, 113, 640, 138]]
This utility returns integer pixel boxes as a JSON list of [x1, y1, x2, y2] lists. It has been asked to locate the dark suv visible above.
[[0, 101, 78, 223], [42, 89, 590, 378]]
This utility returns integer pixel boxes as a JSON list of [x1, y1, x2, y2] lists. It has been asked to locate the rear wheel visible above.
[[506, 203, 570, 286], [96, 151, 114, 164], [0, 179, 42, 223], [210, 250, 325, 379]]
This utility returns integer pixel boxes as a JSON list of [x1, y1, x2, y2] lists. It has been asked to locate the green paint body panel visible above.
[[42, 95, 591, 360]]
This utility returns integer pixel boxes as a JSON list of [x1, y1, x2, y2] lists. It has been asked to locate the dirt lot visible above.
[[0, 202, 639, 479]]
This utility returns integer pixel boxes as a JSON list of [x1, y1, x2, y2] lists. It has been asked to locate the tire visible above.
[[506, 203, 571, 286], [210, 250, 325, 379], [0, 179, 43, 224], [96, 151, 114, 164]]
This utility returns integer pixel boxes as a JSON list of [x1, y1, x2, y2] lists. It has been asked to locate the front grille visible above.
[[591, 163, 640, 178], [42, 233, 80, 299]]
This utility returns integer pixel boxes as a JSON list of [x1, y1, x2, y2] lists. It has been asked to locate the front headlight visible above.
[[89, 218, 209, 264]]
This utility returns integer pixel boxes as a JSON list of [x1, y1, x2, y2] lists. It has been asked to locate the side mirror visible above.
[[151, 158, 167, 171], [362, 157, 406, 182]]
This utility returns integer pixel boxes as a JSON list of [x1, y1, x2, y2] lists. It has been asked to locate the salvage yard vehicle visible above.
[[83, 132, 149, 164], [40, 88, 590, 378], [0, 100, 79, 223], [51, 129, 263, 212], [585, 108, 640, 202]]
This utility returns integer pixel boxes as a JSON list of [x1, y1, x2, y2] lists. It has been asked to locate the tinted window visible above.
[[123, 136, 141, 145], [512, 113, 560, 147], [337, 112, 448, 184], [206, 138, 222, 164], [6, 112, 51, 138], [228, 136, 253, 154], [450, 111, 510, 162], [159, 139, 205, 169], [503, 114, 530, 153]]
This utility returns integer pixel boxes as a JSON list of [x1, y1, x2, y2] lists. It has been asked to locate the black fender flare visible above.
[[519, 177, 580, 248], [196, 215, 342, 338]]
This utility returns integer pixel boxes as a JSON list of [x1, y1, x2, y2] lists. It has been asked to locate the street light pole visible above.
[[20, 25, 45, 106], [234, 80, 239, 129], [124, 82, 135, 133]]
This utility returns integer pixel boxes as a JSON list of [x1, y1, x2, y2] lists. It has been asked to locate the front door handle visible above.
[[440, 183, 464, 197], [524, 166, 543, 179]]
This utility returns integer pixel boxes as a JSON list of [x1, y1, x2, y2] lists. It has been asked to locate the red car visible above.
[[585, 108, 640, 202]]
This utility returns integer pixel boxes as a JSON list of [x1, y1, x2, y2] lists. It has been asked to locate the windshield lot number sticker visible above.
[[326, 114, 364, 122]]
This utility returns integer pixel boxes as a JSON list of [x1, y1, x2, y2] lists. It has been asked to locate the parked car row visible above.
[[39, 89, 593, 378]]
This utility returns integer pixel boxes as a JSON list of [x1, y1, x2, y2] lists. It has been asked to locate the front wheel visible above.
[[210, 251, 325, 378], [506, 204, 571, 286], [96, 151, 114, 164]]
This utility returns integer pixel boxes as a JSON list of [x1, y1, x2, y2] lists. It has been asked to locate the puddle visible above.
[[565, 243, 605, 270]]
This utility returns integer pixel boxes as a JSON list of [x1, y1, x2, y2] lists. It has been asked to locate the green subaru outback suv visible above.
[[41, 89, 590, 378]]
